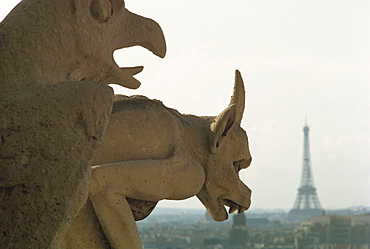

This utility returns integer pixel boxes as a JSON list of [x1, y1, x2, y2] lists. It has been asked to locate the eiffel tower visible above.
[[288, 122, 324, 222]]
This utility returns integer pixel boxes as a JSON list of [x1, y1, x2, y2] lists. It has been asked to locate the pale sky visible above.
[[1, 1, 369, 211]]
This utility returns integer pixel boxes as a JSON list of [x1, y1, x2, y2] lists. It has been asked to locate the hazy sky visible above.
[[1, 1, 369, 211]]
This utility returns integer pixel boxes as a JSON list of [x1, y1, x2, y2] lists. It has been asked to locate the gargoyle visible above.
[[61, 70, 252, 249], [0, 0, 166, 96], [0, 0, 166, 248]]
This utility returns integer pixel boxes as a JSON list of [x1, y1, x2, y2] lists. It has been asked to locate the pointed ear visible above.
[[90, 0, 113, 22], [211, 104, 237, 151], [229, 70, 246, 125]]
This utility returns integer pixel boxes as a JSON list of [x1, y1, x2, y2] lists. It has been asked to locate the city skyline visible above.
[[1, 1, 369, 211]]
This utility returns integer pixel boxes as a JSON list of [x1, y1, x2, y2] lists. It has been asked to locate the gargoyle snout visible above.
[[240, 181, 252, 210], [106, 9, 167, 89], [118, 10, 166, 58]]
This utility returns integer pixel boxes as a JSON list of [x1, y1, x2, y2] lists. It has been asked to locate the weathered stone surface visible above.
[[0, 0, 166, 247], [0, 0, 166, 96], [60, 198, 111, 249], [60, 197, 157, 249], [62, 70, 252, 249], [0, 1, 252, 248], [0, 81, 113, 248]]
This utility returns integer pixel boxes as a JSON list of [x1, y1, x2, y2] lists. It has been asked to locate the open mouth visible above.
[[118, 38, 166, 80], [109, 45, 165, 89], [196, 192, 251, 222], [223, 199, 250, 214], [108, 10, 167, 89], [112, 39, 166, 89]]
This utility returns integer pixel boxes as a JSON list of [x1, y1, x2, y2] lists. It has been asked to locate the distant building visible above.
[[246, 218, 270, 228], [229, 213, 248, 247], [203, 238, 224, 248], [294, 213, 370, 249], [203, 212, 248, 249]]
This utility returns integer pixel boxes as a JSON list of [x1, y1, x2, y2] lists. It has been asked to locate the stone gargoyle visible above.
[[0, 0, 166, 248], [61, 70, 252, 249]]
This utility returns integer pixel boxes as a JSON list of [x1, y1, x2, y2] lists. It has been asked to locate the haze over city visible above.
[[1, 0, 369, 211]]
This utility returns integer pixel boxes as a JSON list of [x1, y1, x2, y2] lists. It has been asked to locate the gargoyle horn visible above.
[[229, 70, 246, 125], [210, 70, 246, 149]]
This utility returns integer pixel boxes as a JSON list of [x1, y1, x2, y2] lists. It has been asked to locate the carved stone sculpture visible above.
[[0, 0, 166, 248], [61, 70, 252, 249], [0, 0, 166, 95], [0, 82, 113, 248]]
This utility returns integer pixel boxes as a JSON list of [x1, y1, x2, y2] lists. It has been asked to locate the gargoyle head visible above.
[[85, 0, 166, 88], [196, 70, 252, 222], [0, 0, 166, 92]]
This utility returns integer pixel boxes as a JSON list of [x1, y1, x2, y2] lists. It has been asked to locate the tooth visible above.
[[120, 66, 144, 75], [229, 204, 238, 214]]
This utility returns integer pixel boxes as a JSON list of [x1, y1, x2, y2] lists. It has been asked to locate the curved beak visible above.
[[117, 10, 166, 58], [110, 9, 167, 89]]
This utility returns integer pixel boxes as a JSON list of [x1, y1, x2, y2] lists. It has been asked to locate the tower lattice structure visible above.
[[288, 122, 323, 222]]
